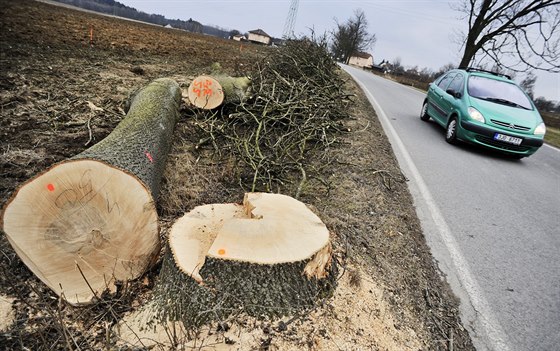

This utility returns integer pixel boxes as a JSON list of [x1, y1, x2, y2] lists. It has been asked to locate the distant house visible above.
[[232, 34, 246, 42], [348, 52, 373, 68], [271, 37, 284, 47], [164, 24, 173, 29], [248, 29, 271, 45]]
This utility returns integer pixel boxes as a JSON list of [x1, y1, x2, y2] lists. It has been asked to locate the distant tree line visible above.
[[52, 0, 236, 38]]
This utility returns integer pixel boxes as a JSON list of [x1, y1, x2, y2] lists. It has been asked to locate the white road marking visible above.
[[543, 143, 560, 152], [346, 68, 512, 351]]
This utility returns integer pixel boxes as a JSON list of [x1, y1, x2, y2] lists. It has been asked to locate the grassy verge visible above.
[[541, 112, 560, 148], [544, 127, 560, 148]]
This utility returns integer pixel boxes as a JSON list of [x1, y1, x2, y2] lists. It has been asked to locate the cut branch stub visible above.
[[156, 193, 336, 326], [1, 78, 182, 305], [187, 75, 251, 109], [187, 75, 224, 109]]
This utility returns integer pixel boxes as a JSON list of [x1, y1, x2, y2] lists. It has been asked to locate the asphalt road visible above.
[[342, 64, 560, 351]]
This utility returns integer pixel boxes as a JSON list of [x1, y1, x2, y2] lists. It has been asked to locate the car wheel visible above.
[[446, 117, 458, 144], [420, 101, 430, 121]]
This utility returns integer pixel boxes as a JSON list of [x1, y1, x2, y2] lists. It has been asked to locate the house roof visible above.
[[352, 52, 373, 59], [248, 29, 271, 38]]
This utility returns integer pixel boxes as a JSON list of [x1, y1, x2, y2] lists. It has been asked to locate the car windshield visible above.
[[467, 75, 533, 110]]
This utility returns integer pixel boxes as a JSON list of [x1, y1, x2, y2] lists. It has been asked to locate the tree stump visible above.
[[154, 192, 336, 327], [187, 75, 251, 109], [1, 78, 182, 305]]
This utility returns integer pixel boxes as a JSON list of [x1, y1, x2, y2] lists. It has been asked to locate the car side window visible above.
[[447, 74, 464, 93], [437, 73, 455, 90]]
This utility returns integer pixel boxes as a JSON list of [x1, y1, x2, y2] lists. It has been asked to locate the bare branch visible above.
[[457, 0, 560, 72]]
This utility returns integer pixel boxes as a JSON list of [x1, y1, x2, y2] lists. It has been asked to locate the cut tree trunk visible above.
[[187, 75, 251, 109], [1, 78, 182, 305], [153, 192, 336, 327]]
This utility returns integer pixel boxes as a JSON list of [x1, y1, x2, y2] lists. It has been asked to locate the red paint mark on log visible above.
[[218, 249, 226, 255], [145, 151, 154, 163], [193, 79, 213, 97], [47, 183, 55, 192]]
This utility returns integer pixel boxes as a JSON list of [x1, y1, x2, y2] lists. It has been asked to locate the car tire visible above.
[[446, 117, 458, 144], [420, 101, 430, 121]]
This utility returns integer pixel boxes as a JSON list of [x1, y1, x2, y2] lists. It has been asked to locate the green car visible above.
[[420, 68, 546, 158]]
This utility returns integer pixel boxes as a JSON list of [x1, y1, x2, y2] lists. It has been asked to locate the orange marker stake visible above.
[[89, 26, 94, 47]]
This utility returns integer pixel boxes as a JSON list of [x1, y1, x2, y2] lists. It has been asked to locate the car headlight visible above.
[[468, 107, 485, 123], [534, 122, 546, 135]]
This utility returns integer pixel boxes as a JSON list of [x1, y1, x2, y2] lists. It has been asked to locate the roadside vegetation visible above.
[[541, 112, 560, 147]]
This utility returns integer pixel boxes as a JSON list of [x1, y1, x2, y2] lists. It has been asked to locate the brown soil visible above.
[[0, 1, 474, 350]]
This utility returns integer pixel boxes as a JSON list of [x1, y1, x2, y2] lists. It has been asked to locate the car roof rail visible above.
[[462, 67, 511, 80]]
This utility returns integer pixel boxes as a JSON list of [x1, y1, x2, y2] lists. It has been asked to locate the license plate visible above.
[[494, 133, 522, 145]]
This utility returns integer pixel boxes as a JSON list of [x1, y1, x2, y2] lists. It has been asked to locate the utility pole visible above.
[[282, 0, 299, 38]]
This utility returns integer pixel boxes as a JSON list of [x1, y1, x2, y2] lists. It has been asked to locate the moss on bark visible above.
[[153, 250, 337, 328], [75, 78, 181, 198]]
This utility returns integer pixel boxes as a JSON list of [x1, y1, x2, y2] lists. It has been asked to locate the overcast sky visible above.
[[119, 0, 558, 101]]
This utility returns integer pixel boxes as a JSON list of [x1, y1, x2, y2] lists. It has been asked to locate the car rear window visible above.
[[467, 75, 533, 110]]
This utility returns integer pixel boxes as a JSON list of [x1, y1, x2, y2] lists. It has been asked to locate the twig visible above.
[[295, 163, 307, 199], [192, 39, 350, 196], [84, 116, 93, 146], [76, 263, 99, 301]]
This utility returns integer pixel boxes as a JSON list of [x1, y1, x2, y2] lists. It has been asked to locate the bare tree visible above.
[[520, 71, 537, 98], [456, 0, 560, 72], [330, 9, 376, 64], [434, 63, 457, 77], [390, 57, 405, 75]]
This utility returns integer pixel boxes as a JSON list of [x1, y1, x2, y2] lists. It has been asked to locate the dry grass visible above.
[[541, 111, 560, 148], [541, 111, 560, 129], [544, 126, 560, 148]]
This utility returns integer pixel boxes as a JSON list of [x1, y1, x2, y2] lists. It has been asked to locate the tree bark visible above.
[[152, 193, 337, 328], [1, 78, 182, 305], [459, 0, 492, 68]]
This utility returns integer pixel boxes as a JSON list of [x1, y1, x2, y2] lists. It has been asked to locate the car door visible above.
[[440, 73, 465, 124], [429, 73, 456, 126]]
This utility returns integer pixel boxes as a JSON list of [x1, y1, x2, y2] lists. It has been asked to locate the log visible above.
[[1, 78, 182, 305], [153, 193, 336, 327], [187, 75, 251, 109]]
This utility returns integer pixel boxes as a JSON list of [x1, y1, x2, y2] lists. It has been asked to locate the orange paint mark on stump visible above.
[[218, 249, 226, 255], [47, 183, 55, 192]]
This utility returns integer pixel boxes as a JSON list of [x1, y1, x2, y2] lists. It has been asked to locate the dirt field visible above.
[[0, 1, 475, 350]]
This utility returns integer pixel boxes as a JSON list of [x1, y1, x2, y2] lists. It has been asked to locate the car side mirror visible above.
[[446, 89, 462, 99]]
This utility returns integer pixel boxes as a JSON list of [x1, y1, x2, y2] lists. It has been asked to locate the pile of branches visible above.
[[193, 39, 352, 196]]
